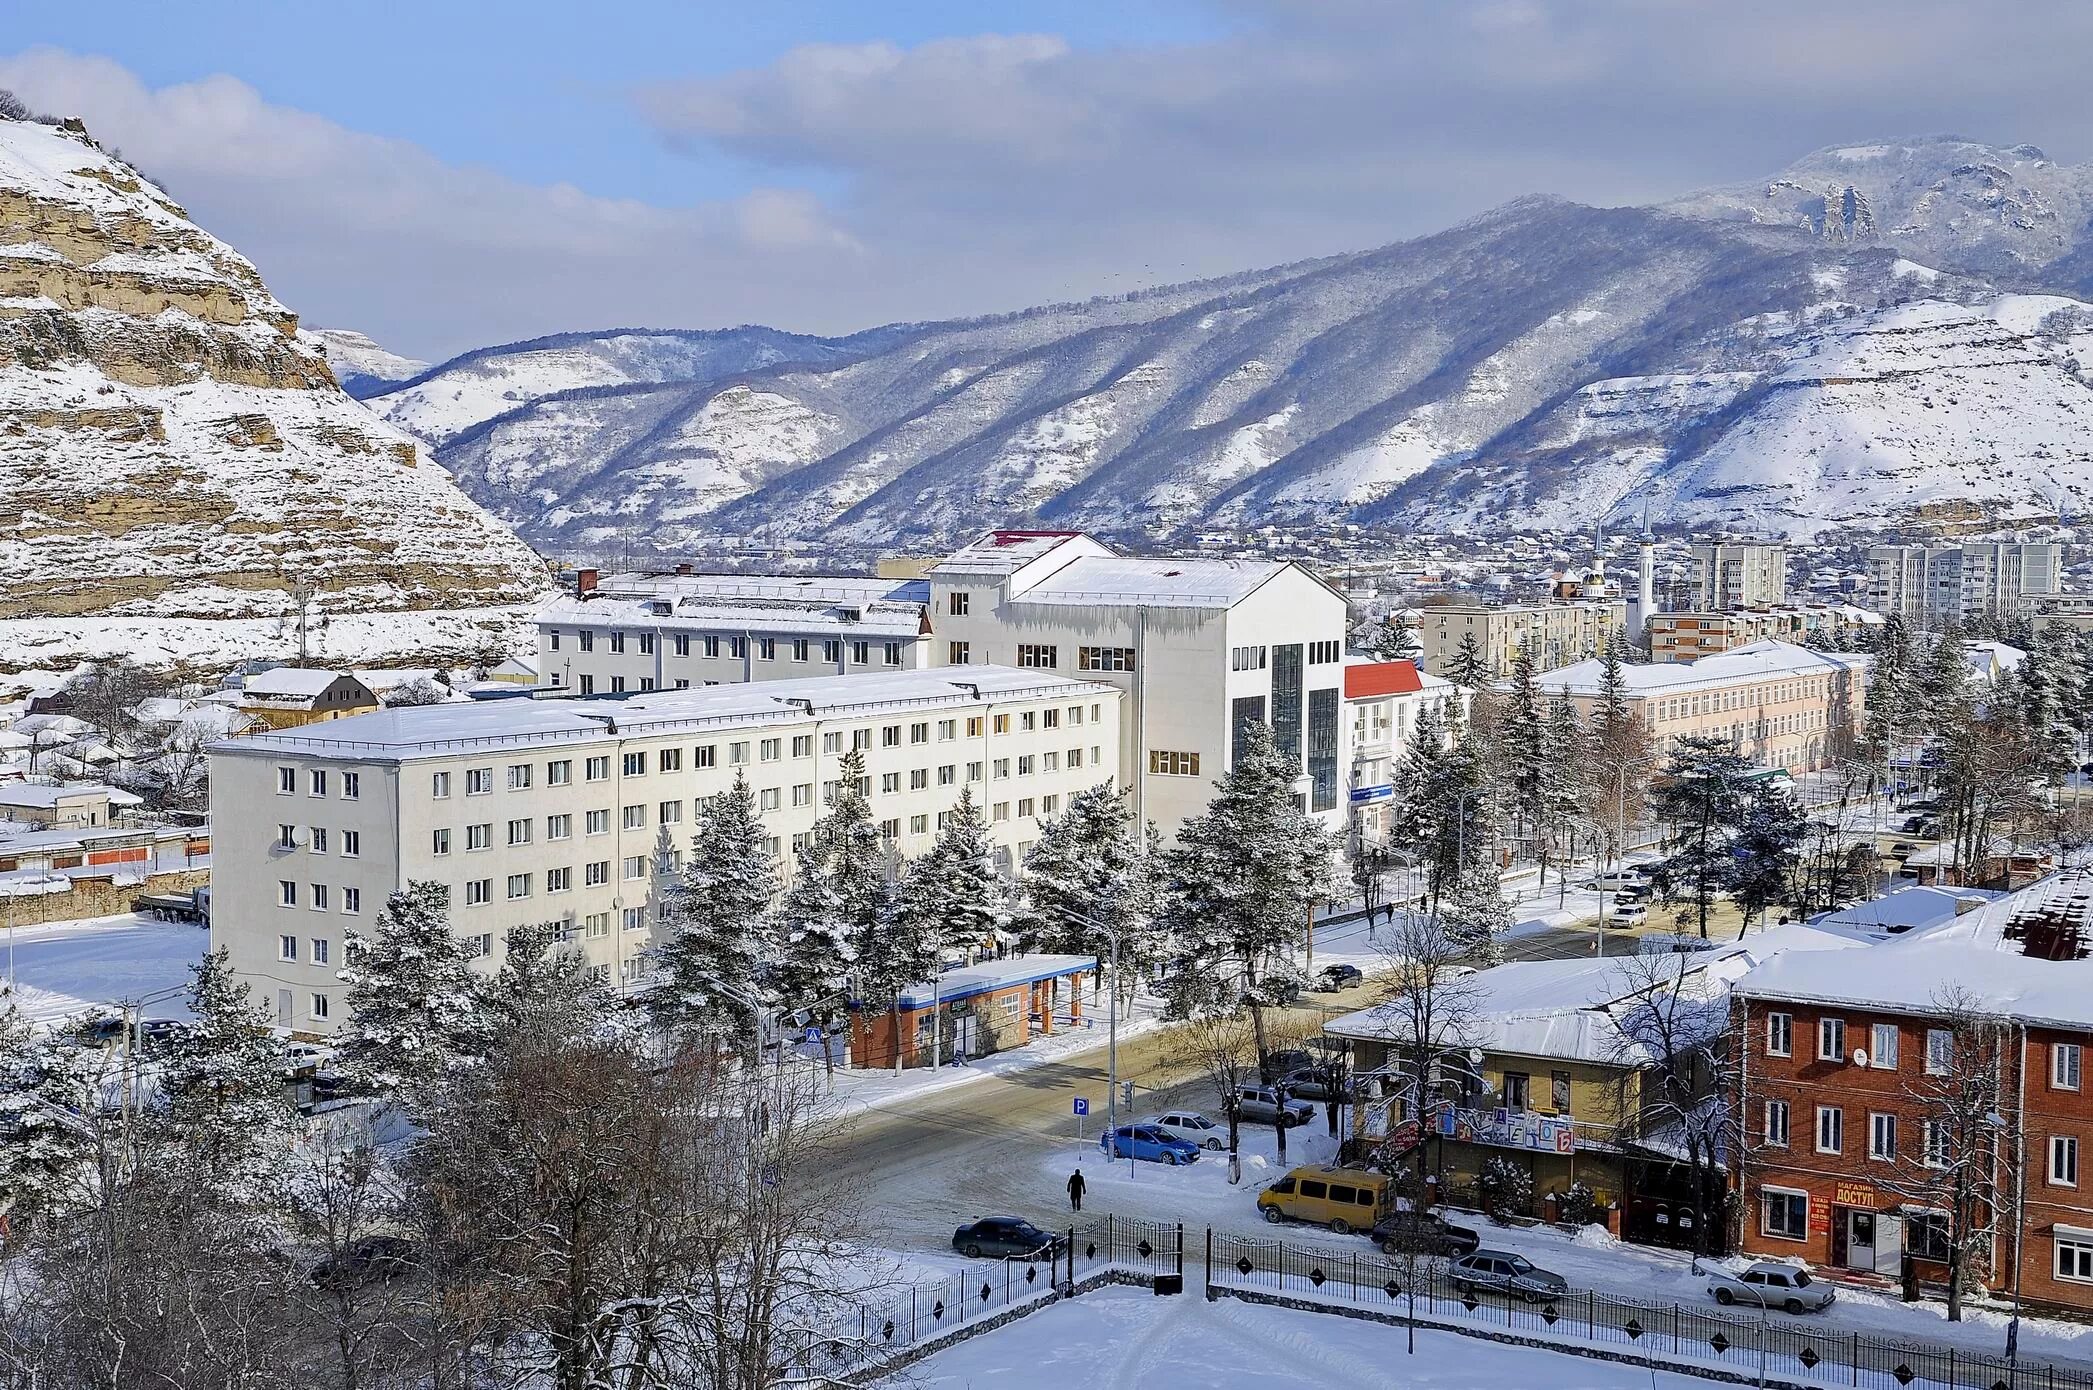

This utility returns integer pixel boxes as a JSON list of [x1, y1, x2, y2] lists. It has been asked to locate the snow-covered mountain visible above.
[[0, 112, 550, 672], [299, 326, 428, 398], [374, 137, 2093, 547]]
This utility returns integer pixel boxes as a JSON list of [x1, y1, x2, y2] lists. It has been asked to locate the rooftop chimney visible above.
[[576, 568, 598, 598]]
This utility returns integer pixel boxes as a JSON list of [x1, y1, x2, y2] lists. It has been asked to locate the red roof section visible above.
[[1344, 661, 1423, 699]]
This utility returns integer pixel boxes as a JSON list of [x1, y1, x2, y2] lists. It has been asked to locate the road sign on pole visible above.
[[1073, 1096, 1088, 1142]]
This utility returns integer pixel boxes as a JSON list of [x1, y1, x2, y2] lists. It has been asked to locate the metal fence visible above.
[[791, 1216, 1180, 1382], [1208, 1230, 2093, 1390]]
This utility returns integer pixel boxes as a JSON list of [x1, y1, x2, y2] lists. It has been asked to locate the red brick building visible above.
[[1732, 872, 2093, 1313], [847, 953, 1096, 1069]]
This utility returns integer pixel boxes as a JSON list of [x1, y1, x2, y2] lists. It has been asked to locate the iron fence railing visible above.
[[1207, 1230, 2093, 1390]]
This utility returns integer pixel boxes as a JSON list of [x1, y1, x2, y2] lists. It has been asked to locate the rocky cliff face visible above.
[[0, 114, 549, 654]]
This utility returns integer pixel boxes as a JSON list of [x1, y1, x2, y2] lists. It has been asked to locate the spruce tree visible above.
[[1444, 630, 1492, 688], [899, 787, 1007, 962], [1375, 611, 1421, 663], [1728, 787, 1811, 935], [770, 840, 854, 1070], [0, 1005, 90, 1223], [336, 881, 486, 1103], [1155, 723, 1334, 1058], [489, 918, 613, 1046], [1651, 733, 1756, 938], [161, 948, 293, 1198], [645, 773, 779, 1040], [1017, 782, 1161, 1007], [1501, 639, 1549, 848], [1439, 857, 1511, 965]]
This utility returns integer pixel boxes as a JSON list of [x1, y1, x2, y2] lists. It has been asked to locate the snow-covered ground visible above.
[[1, 911, 204, 1023], [890, 1283, 1724, 1390], [1424, 1211, 2093, 1370]]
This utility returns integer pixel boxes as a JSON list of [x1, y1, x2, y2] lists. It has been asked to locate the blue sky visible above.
[[6, 2, 2090, 361]]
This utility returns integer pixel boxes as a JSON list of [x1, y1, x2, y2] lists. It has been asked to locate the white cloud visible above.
[[9, 3, 2093, 362]]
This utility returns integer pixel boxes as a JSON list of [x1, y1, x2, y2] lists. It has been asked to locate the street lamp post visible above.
[[1066, 910, 1126, 1168]]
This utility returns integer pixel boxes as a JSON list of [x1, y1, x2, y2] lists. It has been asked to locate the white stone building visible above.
[[923, 530, 1352, 836], [1868, 542, 2064, 626], [536, 571, 932, 695], [1342, 659, 1467, 844], [207, 667, 1120, 1034]]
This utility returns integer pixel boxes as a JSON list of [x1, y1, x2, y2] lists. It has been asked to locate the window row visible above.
[[275, 825, 362, 856], [276, 882, 363, 914], [553, 629, 909, 666], [1766, 1011, 2084, 1091], [275, 767, 362, 799]]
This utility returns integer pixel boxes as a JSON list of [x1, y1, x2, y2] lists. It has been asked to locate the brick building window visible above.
[[1762, 1189, 1808, 1241]]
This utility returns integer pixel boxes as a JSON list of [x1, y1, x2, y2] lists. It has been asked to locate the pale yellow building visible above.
[[1415, 599, 1625, 679]]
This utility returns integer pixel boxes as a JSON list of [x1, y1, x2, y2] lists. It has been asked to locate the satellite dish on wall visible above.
[[1852, 1049, 1869, 1068]]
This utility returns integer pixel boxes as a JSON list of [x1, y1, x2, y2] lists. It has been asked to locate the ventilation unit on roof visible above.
[[838, 605, 862, 623]]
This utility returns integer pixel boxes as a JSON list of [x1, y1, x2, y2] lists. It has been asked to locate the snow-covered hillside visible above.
[[373, 325, 876, 445], [0, 112, 549, 672], [299, 326, 428, 398]]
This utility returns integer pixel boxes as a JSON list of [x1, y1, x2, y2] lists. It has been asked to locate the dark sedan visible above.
[[951, 1217, 1066, 1261], [1370, 1211, 1481, 1257]]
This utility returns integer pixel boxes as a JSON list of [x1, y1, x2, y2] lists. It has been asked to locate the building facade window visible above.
[[1766, 1012, 1792, 1057], [2053, 1135, 2080, 1187], [1870, 1022, 1900, 1070], [1079, 646, 1136, 672], [2057, 1043, 2083, 1092], [1149, 750, 1201, 776], [1762, 1189, 1808, 1241], [1869, 1112, 1897, 1161], [1764, 1099, 1789, 1146], [1017, 644, 1059, 669], [1230, 645, 1267, 672], [1818, 1018, 1846, 1061], [1815, 1106, 1843, 1154]]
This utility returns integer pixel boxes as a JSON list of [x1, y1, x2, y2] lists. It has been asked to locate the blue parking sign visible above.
[[1072, 1097, 1090, 1116]]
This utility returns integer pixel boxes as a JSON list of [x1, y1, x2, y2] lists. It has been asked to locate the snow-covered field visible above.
[[889, 1283, 1723, 1390], [1, 911, 205, 1023]]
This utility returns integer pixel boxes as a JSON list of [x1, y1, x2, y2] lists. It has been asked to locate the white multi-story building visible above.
[[1868, 542, 2063, 626], [923, 530, 1352, 836], [1687, 542, 1788, 610], [536, 570, 932, 695], [207, 667, 1119, 1034], [1342, 659, 1466, 844]]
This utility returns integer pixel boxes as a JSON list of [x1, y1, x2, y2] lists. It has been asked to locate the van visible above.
[[1256, 1164, 1392, 1234]]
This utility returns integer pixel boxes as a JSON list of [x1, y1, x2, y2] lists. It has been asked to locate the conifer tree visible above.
[[646, 773, 778, 1040], [1443, 630, 1492, 688], [161, 948, 293, 1198], [1018, 781, 1161, 996], [898, 787, 1007, 962], [1156, 723, 1334, 1058], [336, 881, 485, 1104], [0, 1004, 90, 1224], [1651, 733, 1756, 938], [490, 918, 613, 1045]]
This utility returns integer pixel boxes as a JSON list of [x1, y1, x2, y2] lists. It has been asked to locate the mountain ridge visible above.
[[373, 136, 2093, 547]]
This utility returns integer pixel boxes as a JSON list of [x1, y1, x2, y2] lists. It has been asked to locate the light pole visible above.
[[1989, 1085, 2028, 1365], [1066, 910, 1125, 1166]]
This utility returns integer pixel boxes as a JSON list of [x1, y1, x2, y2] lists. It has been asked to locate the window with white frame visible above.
[[507, 763, 533, 790], [1869, 1112, 1897, 1161], [464, 879, 492, 906], [1818, 1017, 1846, 1061], [341, 830, 360, 857], [2057, 1043, 2083, 1092], [432, 828, 451, 855], [465, 768, 492, 795], [466, 823, 492, 851], [622, 804, 647, 831], [508, 818, 532, 846], [2057, 1237, 2093, 1284], [1922, 1119, 1950, 1168], [278, 766, 297, 795], [1870, 1022, 1900, 1070], [279, 933, 298, 961], [309, 769, 329, 797], [1926, 1028, 1954, 1074], [342, 887, 361, 914], [312, 993, 331, 1022], [547, 867, 571, 893], [622, 855, 648, 881], [279, 880, 298, 907], [341, 772, 360, 800], [507, 874, 532, 900], [1762, 1188, 1808, 1240], [1815, 1105, 1843, 1154], [311, 884, 330, 911], [586, 809, 609, 835], [2053, 1135, 2081, 1187], [1764, 1099, 1790, 1146]]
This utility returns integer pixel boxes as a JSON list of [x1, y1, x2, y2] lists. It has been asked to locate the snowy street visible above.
[[1, 910, 205, 1023]]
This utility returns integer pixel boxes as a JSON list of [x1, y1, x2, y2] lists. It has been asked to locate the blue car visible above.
[[1099, 1124, 1201, 1165]]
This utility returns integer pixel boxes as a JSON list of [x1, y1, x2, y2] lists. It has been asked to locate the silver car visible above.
[[1142, 1110, 1227, 1150], [1448, 1250, 1570, 1303], [1706, 1261, 1836, 1313]]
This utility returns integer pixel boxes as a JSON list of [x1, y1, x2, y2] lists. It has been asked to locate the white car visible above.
[[1142, 1110, 1227, 1150], [1706, 1261, 1836, 1313], [1608, 903, 1649, 927], [1585, 870, 1644, 891]]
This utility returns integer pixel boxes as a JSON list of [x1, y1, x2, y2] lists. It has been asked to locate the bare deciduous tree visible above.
[[1603, 951, 1734, 1257]]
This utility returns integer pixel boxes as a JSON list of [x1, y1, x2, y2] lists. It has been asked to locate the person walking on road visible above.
[[1067, 1168, 1087, 1213]]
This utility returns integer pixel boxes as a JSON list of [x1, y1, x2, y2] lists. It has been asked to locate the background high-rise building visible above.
[[1688, 542, 1788, 611], [1867, 542, 2063, 625]]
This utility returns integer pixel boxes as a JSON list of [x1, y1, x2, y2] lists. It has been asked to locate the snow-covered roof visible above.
[[1538, 640, 1863, 698], [1808, 885, 1995, 937], [212, 666, 1118, 762], [1736, 870, 2093, 1029], [933, 530, 1095, 577], [593, 572, 928, 607], [0, 782, 133, 809], [892, 953, 1096, 1011], [540, 593, 925, 641], [241, 667, 361, 699], [1010, 555, 1291, 610], [1330, 922, 1862, 1066]]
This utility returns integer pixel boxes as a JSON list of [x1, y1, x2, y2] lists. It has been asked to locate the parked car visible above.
[[1312, 963, 1364, 992], [1585, 869, 1643, 891], [1260, 1048, 1317, 1078], [310, 1235, 417, 1290], [951, 1217, 1067, 1261], [1447, 1250, 1570, 1303], [1142, 1111, 1227, 1150], [1257, 1165, 1391, 1233], [1705, 1261, 1835, 1313], [1278, 1066, 1346, 1102], [1234, 1085, 1315, 1128], [69, 1014, 125, 1047], [1613, 883, 1651, 904], [1888, 841, 1919, 859], [1100, 1124, 1202, 1165], [1370, 1211, 1481, 1257], [1608, 903, 1649, 928], [138, 1019, 189, 1050]]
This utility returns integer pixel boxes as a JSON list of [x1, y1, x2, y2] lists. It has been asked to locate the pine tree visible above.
[[1374, 611, 1421, 663], [898, 787, 1007, 963], [488, 918, 612, 1046], [645, 773, 779, 1040], [769, 840, 854, 1069], [1444, 630, 1492, 688], [160, 947, 293, 1198], [335, 881, 486, 1103], [1439, 857, 1511, 965], [1727, 786, 1811, 935], [1500, 640, 1550, 854], [0, 1005, 90, 1224], [1651, 733, 1756, 938], [1018, 782, 1157, 949], [1155, 723, 1334, 1057], [1861, 613, 1918, 790]]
